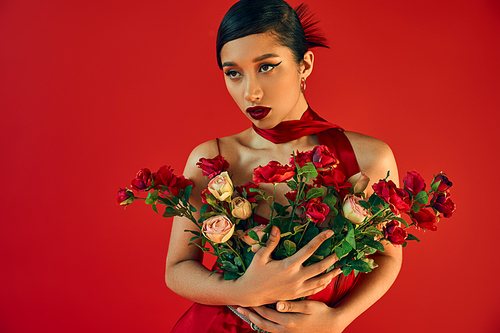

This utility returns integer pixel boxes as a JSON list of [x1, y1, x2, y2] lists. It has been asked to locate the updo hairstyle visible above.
[[216, 0, 328, 69]]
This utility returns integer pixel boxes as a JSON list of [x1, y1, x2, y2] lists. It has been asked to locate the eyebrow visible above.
[[222, 53, 281, 68]]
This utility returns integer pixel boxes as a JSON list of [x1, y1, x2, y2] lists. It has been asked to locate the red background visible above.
[[1, 0, 499, 332]]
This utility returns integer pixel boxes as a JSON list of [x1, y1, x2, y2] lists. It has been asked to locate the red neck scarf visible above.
[[252, 106, 360, 177]]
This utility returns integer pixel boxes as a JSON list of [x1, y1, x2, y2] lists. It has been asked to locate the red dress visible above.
[[172, 114, 360, 332]]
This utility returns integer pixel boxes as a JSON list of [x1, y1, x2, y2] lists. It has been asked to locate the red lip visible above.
[[246, 106, 271, 120]]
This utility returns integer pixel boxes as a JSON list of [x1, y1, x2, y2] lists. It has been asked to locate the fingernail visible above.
[[236, 307, 243, 314], [277, 303, 284, 311], [271, 226, 278, 237], [325, 230, 334, 237]]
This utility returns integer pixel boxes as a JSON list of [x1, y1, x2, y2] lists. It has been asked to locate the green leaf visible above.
[[365, 226, 384, 236], [201, 211, 221, 220], [287, 180, 298, 190], [346, 221, 356, 249], [368, 194, 384, 207], [414, 191, 429, 205], [189, 204, 197, 213], [306, 187, 325, 200], [183, 185, 193, 202], [234, 256, 243, 267], [145, 190, 159, 205], [342, 265, 353, 276], [359, 200, 370, 210], [284, 240, 297, 256], [163, 206, 177, 217], [406, 233, 421, 242], [152, 203, 158, 214], [248, 230, 260, 242], [323, 193, 337, 208], [273, 202, 284, 213], [221, 260, 238, 272], [361, 257, 378, 269], [298, 162, 318, 179], [223, 272, 240, 280], [349, 259, 372, 273], [364, 239, 385, 252], [332, 214, 345, 234], [393, 216, 409, 227], [412, 202, 421, 213]]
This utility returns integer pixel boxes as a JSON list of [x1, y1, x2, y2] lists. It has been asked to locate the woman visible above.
[[165, 0, 402, 332]]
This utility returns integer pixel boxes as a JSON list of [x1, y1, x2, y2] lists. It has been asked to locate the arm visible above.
[[165, 141, 343, 307], [237, 133, 402, 332]]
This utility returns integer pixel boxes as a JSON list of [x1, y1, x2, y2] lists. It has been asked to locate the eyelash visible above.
[[224, 61, 282, 79]]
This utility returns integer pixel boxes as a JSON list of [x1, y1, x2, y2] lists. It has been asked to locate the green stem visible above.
[[296, 220, 310, 248], [225, 241, 246, 272]]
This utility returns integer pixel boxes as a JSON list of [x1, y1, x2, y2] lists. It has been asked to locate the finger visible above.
[[300, 268, 342, 298], [287, 229, 334, 265], [236, 306, 282, 332], [303, 252, 339, 278], [253, 226, 280, 262], [276, 300, 315, 314]]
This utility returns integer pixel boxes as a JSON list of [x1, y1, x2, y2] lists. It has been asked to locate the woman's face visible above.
[[220, 32, 312, 129]]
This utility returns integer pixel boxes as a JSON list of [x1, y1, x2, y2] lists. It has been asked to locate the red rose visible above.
[[305, 198, 330, 224], [314, 168, 348, 188], [196, 155, 230, 179], [285, 190, 297, 204], [410, 208, 438, 231], [432, 173, 453, 192], [131, 168, 151, 191], [289, 150, 313, 168], [432, 192, 456, 218], [200, 188, 211, 205], [253, 161, 295, 183], [153, 165, 194, 198], [311, 145, 339, 170], [384, 221, 408, 246], [235, 182, 260, 203], [372, 180, 411, 214], [117, 188, 134, 206], [403, 171, 426, 195]]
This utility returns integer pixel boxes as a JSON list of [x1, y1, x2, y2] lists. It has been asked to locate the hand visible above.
[[237, 300, 346, 333], [235, 226, 342, 307]]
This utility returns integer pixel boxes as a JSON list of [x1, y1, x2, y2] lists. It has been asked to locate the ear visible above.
[[300, 51, 314, 80]]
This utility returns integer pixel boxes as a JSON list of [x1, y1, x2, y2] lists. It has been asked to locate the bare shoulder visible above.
[[183, 139, 220, 177], [344, 131, 399, 185]]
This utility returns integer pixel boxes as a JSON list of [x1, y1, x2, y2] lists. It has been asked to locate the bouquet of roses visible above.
[[118, 145, 456, 279]]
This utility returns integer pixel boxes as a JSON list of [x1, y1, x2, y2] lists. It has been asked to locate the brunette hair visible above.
[[216, 0, 328, 69]]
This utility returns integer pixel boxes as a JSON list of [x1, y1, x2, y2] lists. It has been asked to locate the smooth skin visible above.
[[165, 32, 402, 332]]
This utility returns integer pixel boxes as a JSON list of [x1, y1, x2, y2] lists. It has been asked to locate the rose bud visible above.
[[117, 188, 134, 206], [410, 207, 438, 231], [131, 168, 151, 191], [431, 172, 453, 192], [347, 172, 370, 193], [403, 171, 426, 195], [196, 155, 230, 179], [207, 171, 234, 202], [253, 161, 295, 183], [342, 195, 369, 224], [231, 197, 252, 219], [305, 198, 330, 224], [432, 192, 456, 218], [311, 145, 339, 170], [202, 215, 235, 244], [384, 220, 408, 246], [236, 224, 267, 252]]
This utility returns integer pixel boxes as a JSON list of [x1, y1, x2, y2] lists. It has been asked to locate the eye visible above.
[[259, 61, 282, 73], [224, 70, 242, 79]]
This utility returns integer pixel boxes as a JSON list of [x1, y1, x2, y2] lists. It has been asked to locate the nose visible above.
[[244, 76, 263, 103]]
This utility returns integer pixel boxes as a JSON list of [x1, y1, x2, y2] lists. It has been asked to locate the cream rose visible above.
[[231, 197, 252, 219], [202, 215, 235, 243], [342, 195, 369, 224], [236, 224, 267, 252], [347, 171, 370, 194], [207, 171, 233, 202]]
